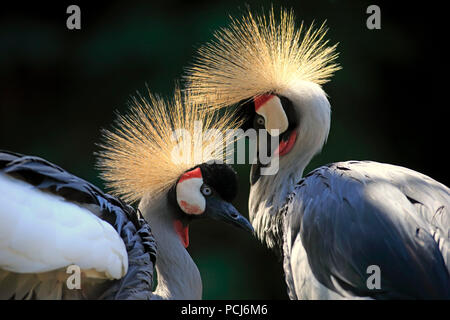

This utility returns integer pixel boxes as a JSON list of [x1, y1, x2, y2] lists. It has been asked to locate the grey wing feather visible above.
[[99, 215, 157, 300], [288, 161, 450, 299]]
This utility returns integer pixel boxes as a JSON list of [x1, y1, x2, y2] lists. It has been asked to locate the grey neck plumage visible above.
[[249, 153, 309, 253], [139, 194, 202, 300]]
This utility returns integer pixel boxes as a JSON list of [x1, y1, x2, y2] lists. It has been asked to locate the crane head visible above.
[[97, 86, 243, 204], [185, 8, 339, 176], [171, 163, 253, 247], [97, 85, 252, 249], [235, 81, 332, 183]]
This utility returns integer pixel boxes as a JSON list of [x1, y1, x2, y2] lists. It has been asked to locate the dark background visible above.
[[0, 1, 447, 299]]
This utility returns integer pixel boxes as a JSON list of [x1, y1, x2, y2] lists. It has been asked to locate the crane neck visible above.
[[139, 194, 202, 300], [249, 153, 309, 252]]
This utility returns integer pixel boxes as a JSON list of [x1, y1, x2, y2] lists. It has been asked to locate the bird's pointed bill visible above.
[[206, 197, 254, 233]]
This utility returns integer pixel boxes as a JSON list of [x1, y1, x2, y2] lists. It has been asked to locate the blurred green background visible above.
[[0, 1, 447, 299]]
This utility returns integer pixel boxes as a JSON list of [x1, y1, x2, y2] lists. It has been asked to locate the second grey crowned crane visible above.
[[0, 88, 253, 299], [185, 9, 450, 299], [98, 88, 253, 299]]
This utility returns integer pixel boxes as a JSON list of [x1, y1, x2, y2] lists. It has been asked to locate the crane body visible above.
[[185, 9, 450, 299], [254, 160, 450, 299]]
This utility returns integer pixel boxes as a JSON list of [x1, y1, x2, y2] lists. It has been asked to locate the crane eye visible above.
[[201, 185, 212, 196], [255, 115, 265, 126]]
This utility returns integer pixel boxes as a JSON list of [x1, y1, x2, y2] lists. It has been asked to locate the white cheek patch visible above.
[[176, 177, 205, 215], [255, 95, 289, 137]]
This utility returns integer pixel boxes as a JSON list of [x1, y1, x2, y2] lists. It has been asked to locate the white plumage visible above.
[[0, 173, 127, 279]]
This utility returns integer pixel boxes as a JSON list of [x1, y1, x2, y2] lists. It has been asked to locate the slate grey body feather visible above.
[[276, 161, 450, 299]]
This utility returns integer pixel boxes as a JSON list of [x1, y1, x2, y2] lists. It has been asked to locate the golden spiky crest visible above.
[[185, 8, 340, 108], [97, 87, 241, 203]]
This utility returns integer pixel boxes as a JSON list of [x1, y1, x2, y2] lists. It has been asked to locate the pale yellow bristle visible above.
[[96, 88, 241, 203], [184, 8, 340, 108]]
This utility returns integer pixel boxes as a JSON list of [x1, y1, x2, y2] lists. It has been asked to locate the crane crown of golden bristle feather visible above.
[[96, 88, 241, 203], [184, 8, 341, 108]]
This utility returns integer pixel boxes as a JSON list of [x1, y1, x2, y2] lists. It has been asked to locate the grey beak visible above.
[[206, 197, 254, 233]]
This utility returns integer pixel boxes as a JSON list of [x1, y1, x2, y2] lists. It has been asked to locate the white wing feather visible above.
[[0, 173, 128, 280]]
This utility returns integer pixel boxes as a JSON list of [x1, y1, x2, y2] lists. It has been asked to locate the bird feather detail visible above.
[[97, 88, 241, 203], [185, 8, 341, 108]]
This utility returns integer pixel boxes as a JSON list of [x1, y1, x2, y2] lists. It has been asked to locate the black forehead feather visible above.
[[198, 163, 238, 202], [235, 99, 255, 131]]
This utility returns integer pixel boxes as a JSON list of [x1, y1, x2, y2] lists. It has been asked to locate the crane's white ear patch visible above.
[[176, 167, 205, 215], [254, 95, 289, 136]]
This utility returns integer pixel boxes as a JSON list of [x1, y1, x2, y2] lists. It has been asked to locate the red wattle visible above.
[[174, 220, 189, 248], [274, 131, 297, 156]]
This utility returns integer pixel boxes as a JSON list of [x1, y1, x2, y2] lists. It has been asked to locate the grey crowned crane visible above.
[[0, 89, 253, 299], [185, 9, 450, 299]]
